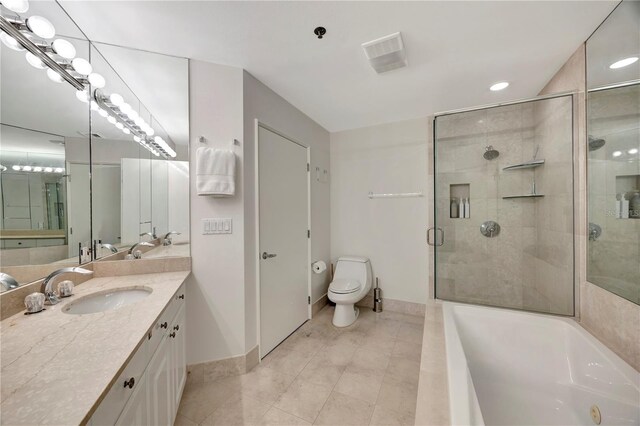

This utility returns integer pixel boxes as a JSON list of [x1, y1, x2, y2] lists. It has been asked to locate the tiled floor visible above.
[[176, 305, 424, 426]]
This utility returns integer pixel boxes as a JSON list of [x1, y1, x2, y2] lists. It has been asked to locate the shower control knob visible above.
[[480, 221, 500, 238]]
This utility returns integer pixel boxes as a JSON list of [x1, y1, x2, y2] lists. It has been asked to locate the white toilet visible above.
[[328, 256, 373, 327]]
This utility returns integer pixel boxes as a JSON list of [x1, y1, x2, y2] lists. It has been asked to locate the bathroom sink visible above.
[[63, 287, 152, 315]]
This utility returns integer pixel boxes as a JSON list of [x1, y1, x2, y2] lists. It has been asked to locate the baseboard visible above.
[[356, 291, 425, 316], [186, 344, 260, 386], [312, 293, 329, 316]]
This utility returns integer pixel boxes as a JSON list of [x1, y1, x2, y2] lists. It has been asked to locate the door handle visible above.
[[262, 252, 277, 260], [427, 227, 445, 247]]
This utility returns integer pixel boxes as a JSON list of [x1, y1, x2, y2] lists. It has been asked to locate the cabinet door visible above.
[[147, 336, 173, 426], [115, 373, 148, 426], [172, 304, 187, 408]]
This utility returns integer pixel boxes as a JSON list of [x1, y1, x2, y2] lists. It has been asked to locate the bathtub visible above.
[[443, 302, 640, 426]]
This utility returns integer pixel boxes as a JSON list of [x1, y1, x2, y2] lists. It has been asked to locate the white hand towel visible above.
[[196, 147, 236, 196]]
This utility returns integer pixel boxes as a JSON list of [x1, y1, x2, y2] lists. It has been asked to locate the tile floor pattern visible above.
[[176, 305, 424, 426]]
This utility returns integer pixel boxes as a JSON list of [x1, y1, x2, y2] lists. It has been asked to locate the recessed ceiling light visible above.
[[610, 57, 638, 69], [612, 151, 622, 157], [628, 148, 639, 155], [490, 82, 509, 91]]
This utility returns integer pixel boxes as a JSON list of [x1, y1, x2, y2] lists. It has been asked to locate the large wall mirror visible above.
[[89, 43, 189, 260], [586, 0, 639, 304], [1, 2, 91, 288], [0, 1, 189, 294]]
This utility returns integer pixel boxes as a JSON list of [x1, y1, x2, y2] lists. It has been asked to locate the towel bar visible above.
[[368, 192, 424, 199]]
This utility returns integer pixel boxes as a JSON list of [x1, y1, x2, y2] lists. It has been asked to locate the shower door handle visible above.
[[427, 227, 444, 247]]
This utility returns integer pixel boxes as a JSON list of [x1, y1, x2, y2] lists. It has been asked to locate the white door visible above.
[[67, 163, 91, 260], [258, 126, 309, 356]]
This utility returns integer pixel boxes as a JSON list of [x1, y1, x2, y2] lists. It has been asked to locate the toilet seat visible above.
[[329, 279, 361, 294]]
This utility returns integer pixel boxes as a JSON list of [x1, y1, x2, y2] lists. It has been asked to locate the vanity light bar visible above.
[[8, 165, 64, 173], [0, 15, 84, 90], [93, 89, 173, 159]]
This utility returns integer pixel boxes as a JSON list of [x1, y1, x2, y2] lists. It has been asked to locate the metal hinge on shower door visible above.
[[308, 296, 311, 304]]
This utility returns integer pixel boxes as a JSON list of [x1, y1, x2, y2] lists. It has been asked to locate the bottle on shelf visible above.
[[450, 198, 459, 219]]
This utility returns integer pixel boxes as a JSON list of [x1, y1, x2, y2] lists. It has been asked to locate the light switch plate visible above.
[[202, 218, 232, 235]]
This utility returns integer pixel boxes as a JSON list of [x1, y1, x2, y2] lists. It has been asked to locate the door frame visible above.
[[254, 120, 312, 360]]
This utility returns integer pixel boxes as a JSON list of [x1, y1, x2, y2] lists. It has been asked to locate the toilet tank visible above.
[[334, 256, 372, 290]]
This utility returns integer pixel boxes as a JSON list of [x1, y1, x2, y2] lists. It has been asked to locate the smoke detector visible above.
[[361, 32, 407, 74]]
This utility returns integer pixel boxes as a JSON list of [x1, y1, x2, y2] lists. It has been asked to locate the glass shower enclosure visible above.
[[432, 94, 575, 316]]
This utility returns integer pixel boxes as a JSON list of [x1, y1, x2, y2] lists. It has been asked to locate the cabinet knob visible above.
[[160, 322, 168, 329], [169, 332, 176, 338], [173, 324, 180, 331], [123, 377, 135, 389], [178, 294, 185, 300]]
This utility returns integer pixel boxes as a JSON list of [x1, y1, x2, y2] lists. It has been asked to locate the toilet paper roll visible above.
[[312, 261, 327, 274]]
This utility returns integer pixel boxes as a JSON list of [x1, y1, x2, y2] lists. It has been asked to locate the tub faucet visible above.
[[43, 267, 93, 305], [128, 242, 154, 259], [101, 243, 118, 254], [162, 231, 181, 246], [0, 273, 19, 291]]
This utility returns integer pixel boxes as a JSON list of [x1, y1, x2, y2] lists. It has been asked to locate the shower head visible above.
[[588, 135, 606, 151], [483, 145, 499, 160]]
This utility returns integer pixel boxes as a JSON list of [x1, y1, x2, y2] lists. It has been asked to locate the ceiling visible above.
[[58, 1, 618, 132]]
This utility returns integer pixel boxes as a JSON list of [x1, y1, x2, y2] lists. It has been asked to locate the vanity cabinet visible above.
[[90, 284, 186, 426]]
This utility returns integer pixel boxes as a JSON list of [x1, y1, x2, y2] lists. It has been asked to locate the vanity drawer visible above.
[[90, 340, 148, 426], [147, 283, 185, 356], [3, 239, 36, 249]]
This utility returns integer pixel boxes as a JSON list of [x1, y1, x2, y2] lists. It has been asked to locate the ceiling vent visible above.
[[362, 32, 407, 74]]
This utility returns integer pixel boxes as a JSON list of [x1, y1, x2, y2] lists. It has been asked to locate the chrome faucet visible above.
[[128, 241, 154, 259], [43, 267, 93, 305], [140, 230, 157, 240], [162, 231, 181, 246], [101, 243, 118, 254], [0, 272, 19, 291]]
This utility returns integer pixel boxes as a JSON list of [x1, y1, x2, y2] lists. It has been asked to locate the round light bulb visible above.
[[75, 90, 89, 103], [120, 103, 131, 114], [12, 165, 21, 171], [51, 39, 76, 59], [107, 116, 117, 124], [71, 58, 92, 75], [33, 166, 42, 172], [0, 32, 25, 51], [88, 73, 105, 88], [44, 167, 53, 173], [133, 136, 141, 143], [628, 148, 639, 155], [90, 100, 99, 111], [109, 93, 124, 106], [145, 127, 155, 136], [123, 128, 131, 135], [612, 151, 622, 157], [25, 52, 45, 69], [1, 0, 29, 13], [26, 16, 55, 39], [54, 167, 64, 173], [134, 117, 144, 127], [127, 109, 139, 120], [98, 108, 108, 118], [46, 68, 63, 83], [115, 122, 124, 130], [490, 81, 509, 91], [22, 165, 32, 172], [610, 57, 639, 69]]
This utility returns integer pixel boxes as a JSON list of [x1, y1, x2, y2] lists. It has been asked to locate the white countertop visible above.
[[0, 270, 190, 425]]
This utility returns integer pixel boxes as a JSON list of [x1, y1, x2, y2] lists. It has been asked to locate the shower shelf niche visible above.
[[503, 159, 545, 171], [502, 194, 545, 199]]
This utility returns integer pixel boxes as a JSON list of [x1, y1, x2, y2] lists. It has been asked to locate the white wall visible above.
[[330, 118, 429, 304], [242, 71, 331, 351], [187, 60, 246, 364]]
